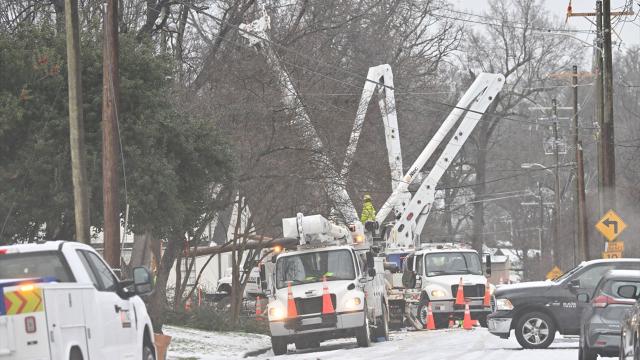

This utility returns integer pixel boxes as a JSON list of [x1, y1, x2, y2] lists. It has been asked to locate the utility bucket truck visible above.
[[361, 72, 505, 328], [260, 213, 388, 355]]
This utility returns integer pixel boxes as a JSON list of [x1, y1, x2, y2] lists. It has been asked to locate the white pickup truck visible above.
[[0, 241, 156, 360]]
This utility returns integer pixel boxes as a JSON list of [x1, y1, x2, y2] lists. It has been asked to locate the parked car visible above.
[[619, 273, 640, 360], [579, 270, 640, 360], [488, 258, 640, 349]]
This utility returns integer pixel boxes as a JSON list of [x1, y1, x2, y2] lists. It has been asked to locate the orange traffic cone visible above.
[[256, 296, 263, 320], [455, 277, 465, 305], [483, 279, 491, 307], [287, 282, 297, 317], [424, 302, 436, 330], [321, 276, 335, 314], [185, 297, 192, 312], [462, 303, 473, 330]]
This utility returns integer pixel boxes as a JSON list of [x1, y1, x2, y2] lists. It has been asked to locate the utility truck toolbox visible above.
[[0, 241, 156, 360]]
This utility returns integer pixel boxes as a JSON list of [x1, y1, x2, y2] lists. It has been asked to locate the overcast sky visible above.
[[452, 0, 640, 48]]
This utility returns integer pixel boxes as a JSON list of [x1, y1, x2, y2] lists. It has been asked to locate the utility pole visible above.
[[538, 182, 544, 278], [601, 0, 616, 212], [64, 0, 90, 244], [572, 66, 589, 261], [595, 1, 606, 218], [102, 0, 121, 268], [552, 99, 561, 268]]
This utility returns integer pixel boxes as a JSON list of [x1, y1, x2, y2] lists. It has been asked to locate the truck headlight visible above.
[[495, 298, 514, 311], [430, 289, 447, 299], [345, 296, 362, 310], [269, 306, 286, 321]]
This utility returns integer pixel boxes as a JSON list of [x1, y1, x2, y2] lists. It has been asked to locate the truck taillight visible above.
[[25, 316, 37, 333], [592, 295, 634, 308], [0, 249, 7, 255]]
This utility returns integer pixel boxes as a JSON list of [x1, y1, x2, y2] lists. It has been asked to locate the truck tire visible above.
[[373, 303, 390, 341], [416, 298, 448, 329], [271, 336, 288, 355], [143, 343, 156, 360], [295, 339, 320, 350], [355, 310, 372, 348], [69, 348, 83, 360], [579, 343, 597, 360], [514, 311, 556, 349]]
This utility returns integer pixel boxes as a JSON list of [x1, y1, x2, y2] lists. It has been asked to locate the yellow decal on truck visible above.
[[4, 286, 44, 315]]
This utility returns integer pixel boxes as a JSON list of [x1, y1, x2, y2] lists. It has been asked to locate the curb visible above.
[[243, 347, 272, 358]]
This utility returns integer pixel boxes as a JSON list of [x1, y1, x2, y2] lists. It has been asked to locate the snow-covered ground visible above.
[[164, 325, 616, 360], [164, 325, 271, 360]]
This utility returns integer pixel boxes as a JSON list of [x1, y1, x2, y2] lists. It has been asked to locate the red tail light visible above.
[[25, 316, 36, 333], [0, 249, 7, 255], [592, 295, 635, 308]]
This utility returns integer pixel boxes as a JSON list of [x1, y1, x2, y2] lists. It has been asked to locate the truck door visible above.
[[44, 287, 90, 360], [77, 250, 137, 359], [552, 263, 616, 334]]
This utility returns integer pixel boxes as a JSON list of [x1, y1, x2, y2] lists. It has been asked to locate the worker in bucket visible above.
[[360, 194, 376, 223]]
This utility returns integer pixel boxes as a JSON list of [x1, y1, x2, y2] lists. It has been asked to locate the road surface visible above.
[[166, 325, 612, 360]]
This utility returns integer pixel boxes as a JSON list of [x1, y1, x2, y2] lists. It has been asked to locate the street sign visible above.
[[602, 251, 623, 259], [607, 240, 624, 253], [546, 266, 563, 280], [595, 210, 627, 242]]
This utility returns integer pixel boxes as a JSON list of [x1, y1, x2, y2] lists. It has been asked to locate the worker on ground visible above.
[[360, 194, 376, 223]]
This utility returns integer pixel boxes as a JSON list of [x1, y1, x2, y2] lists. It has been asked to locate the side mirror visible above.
[[259, 264, 267, 291], [569, 279, 581, 289], [485, 255, 492, 277], [366, 252, 375, 269], [368, 268, 376, 278], [133, 266, 153, 296], [264, 289, 272, 297], [577, 293, 590, 303], [359, 277, 368, 285], [618, 285, 638, 299]]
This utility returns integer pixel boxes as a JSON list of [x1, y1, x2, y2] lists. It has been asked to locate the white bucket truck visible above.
[[259, 213, 388, 355]]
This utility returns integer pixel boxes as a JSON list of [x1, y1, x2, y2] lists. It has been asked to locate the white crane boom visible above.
[[387, 73, 505, 248], [239, 10, 358, 224], [376, 73, 505, 226], [340, 65, 405, 193]]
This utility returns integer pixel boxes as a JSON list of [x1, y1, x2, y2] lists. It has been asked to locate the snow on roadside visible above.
[[164, 325, 270, 360]]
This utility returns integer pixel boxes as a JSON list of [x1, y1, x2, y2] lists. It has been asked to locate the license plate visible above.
[[301, 317, 322, 325]]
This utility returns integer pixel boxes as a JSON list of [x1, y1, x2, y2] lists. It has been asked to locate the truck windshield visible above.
[[424, 252, 483, 276], [0, 251, 73, 282], [276, 249, 355, 289]]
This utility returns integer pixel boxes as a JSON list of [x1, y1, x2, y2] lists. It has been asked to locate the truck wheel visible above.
[[373, 303, 390, 341], [579, 343, 597, 360], [294, 339, 320, 350], [514, 311, 556, 349], [69, 348, 83, 360], [143, 343, 155, 360], [271, 336, 288, 356], [355, 311, 372, 348]]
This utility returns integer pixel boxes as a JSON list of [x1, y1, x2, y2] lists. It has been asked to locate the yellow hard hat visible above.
[[363, 194, 372, 201]]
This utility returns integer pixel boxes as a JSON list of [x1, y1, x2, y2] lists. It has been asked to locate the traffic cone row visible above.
[[424, 302, 436, 330], [287, 282, 297, 317], [322, 276, 335, 314], [455, 277, 465, 305]]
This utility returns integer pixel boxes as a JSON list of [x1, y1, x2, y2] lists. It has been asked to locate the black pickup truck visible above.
[[487, 258, 640, 349]]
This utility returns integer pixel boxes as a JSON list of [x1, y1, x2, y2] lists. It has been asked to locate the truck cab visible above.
[[0, 241, 155, 360], [404, 245, 493, 328], [261, 214, 388, 355]]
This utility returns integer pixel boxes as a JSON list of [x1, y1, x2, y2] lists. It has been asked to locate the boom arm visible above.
[[386, 73, 505, 248], [239, 10, 358, 224], [341, 65, 405, 193]]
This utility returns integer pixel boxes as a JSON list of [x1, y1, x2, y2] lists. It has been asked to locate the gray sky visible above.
[[452, 0, 640, 48]]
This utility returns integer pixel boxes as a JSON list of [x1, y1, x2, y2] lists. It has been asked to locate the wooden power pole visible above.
[[572, 66, 589, 260], [102, 0, 121, 268], [64, 0, 90, 244], [601, 0, 616, 212]]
